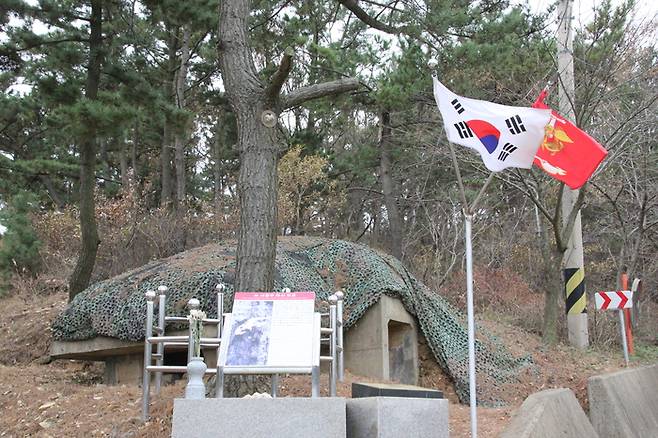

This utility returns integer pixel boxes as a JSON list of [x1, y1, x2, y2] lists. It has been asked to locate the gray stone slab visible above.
[[172, 397, 346, 438], [352, 382, 443, 399], [500, 388, 598, 438], [346, 396, 448, 438], [588, 364, 658, 438]]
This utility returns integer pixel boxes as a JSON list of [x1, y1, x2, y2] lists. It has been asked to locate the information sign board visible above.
[[220, 291, 316, 369]]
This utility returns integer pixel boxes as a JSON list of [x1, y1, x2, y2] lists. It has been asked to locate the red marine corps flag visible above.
[[532, 89, 608, 189]]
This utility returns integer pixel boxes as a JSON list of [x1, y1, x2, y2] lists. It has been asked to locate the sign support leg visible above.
[[618, 310, 629, 366]]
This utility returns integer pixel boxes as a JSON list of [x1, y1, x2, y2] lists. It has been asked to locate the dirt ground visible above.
[[0, 288, 656, 437]]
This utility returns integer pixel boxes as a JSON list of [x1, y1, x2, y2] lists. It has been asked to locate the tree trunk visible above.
[[213, 121, 224, 212], [98, 138, 109, 191], [174, 26, 191, 205], [68, 0, 102, 301], [218, 0, 359, 291], [219, 0, 278, 292], [160, 27, 178, 207], [119, 139, 129, 188], [541, 240, 563, 344], [131, 123, 138, 181], [39, 175, 66, 209], [379, 110, 403, 260], [161, 123, 173, 206]]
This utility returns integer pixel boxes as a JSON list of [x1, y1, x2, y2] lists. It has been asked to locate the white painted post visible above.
[[142, 290, 156, 422], [187, 298, 200, 362], [329, 294, 338, 397], [335, 290, 345, 382], [155, 285, 167, 394]]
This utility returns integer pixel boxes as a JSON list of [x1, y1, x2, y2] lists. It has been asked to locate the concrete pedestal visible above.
[[344, 295, 418, 385], [588, 364, 658, 438], [500, 388, 598, 438], [346, 397, 448, 438], [172, 398, 346, 438]]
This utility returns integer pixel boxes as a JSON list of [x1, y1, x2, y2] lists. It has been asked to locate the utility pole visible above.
[[557, 0, 589, 348]]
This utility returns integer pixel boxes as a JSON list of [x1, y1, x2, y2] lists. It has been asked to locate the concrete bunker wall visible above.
[[51, 326, 220, 385], [344, 295, 418, 385], [53, 295, 419, 386]]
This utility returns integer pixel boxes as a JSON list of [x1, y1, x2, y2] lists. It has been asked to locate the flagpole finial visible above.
[[428, 59, 438, 75]]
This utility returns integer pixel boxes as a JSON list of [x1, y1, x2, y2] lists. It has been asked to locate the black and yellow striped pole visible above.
[[558, 0, 589, 348], [564, 267, 586, 315]]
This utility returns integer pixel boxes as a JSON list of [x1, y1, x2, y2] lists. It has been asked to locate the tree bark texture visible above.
[[219, 0, 278, 292], [540, 214, 562, 344], [131, 123, 138, 179], [68, 0, 102, 301], [160, 122, 173, 206], [174, 26, 191, 204], [378, 110, 403, 260], [218, 0, 360, 292], [119, 139, 129, 188], [160, 27, 178, 207]]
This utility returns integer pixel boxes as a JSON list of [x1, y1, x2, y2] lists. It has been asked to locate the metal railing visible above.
[[142, 283, 225, 421], [141, 287, 344, 420]]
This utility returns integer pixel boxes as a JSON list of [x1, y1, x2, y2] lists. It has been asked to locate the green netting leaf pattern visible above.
[[52, 237, 531, 405]]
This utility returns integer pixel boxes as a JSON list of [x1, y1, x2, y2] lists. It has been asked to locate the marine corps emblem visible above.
[[540, 114, 574, 154]]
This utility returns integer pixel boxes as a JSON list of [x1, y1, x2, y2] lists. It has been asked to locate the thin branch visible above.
[[346, 187, 384, 196], [507, 169, 553, 221], [359, 0, 405, 13], [470, 172, 495, 213], [13, 36, 89, 52], [250, 0, 294, 31], [335, 0, 404, 34]]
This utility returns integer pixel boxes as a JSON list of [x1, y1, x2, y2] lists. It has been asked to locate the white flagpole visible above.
[[432, 61, 498, 438], [464, 212, 477, 438], [447, 138, 496, 438], [448, 140, 492, 438]]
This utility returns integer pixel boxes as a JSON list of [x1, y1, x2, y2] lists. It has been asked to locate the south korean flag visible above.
[[433, 77, 551, 172]]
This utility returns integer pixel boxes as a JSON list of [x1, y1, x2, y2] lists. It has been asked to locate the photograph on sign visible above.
[[225, 300, 273, 366], [224, 292, 316, 368]]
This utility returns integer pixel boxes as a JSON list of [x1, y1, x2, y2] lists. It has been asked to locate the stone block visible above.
[[345, 295, 418, 384], [352, 382, 443, 399], [500, 388, 598, 438], [588, 364, 658, 438], [172, 397, 346, 438], [346, 396, 448, 438]]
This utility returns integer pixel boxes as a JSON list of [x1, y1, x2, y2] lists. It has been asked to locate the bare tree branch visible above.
[[281, 78, 360, 109], [265, 47, 294, 105], [335, 0, 404, 34]]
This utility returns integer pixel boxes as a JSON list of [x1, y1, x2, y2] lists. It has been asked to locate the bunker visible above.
[[51, 236, 528, 405]]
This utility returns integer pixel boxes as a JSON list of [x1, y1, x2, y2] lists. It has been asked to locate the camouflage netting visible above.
[[52, 236, 531, 405]]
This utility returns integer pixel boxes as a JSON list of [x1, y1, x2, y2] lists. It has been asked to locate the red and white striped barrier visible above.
[[595, 290, 633, 310]]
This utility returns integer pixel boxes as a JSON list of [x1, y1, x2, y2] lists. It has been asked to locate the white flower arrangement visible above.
[[187, 309, 207, 358]]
